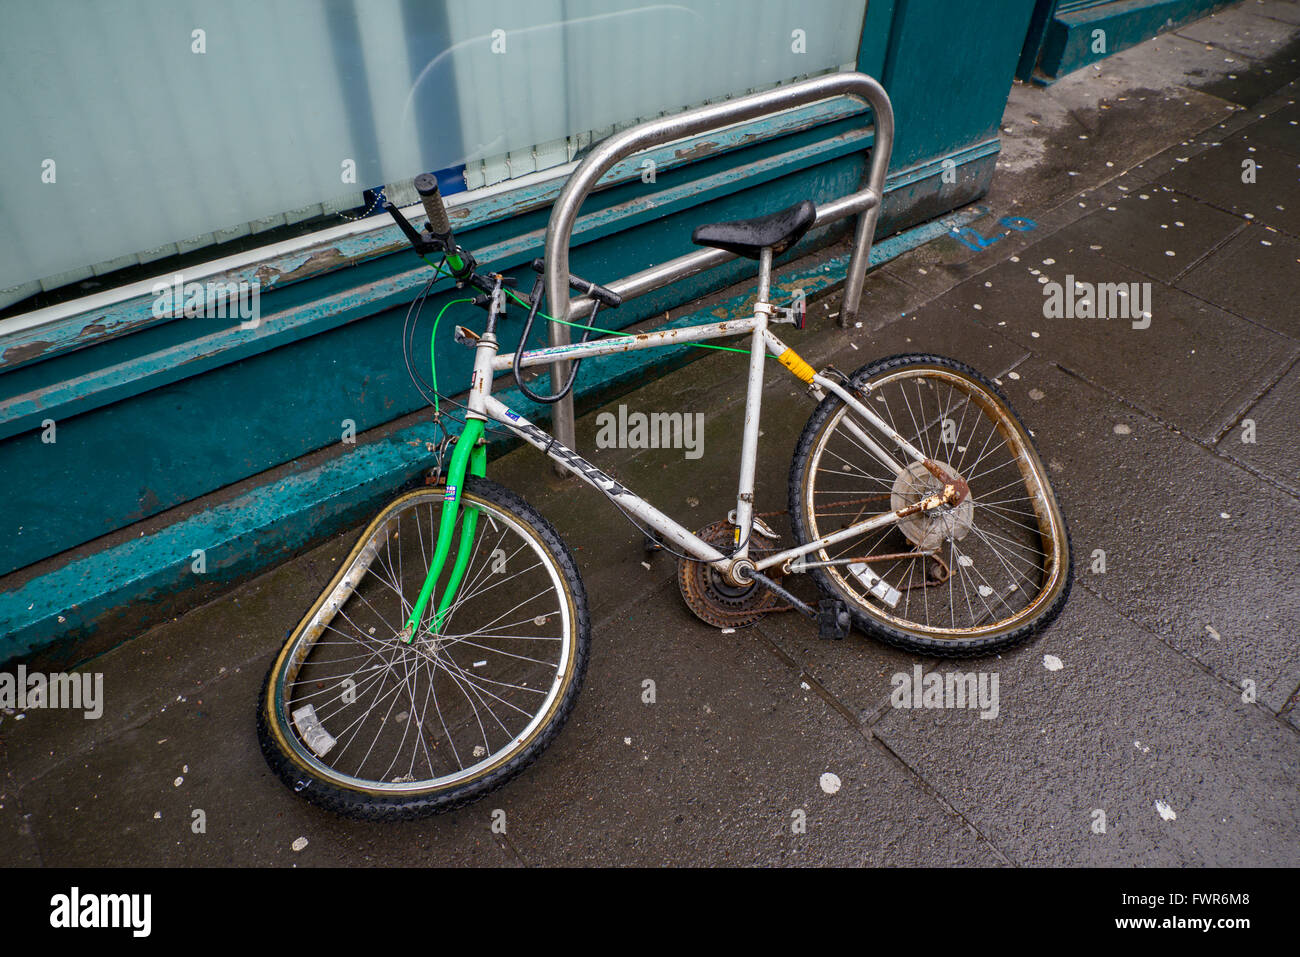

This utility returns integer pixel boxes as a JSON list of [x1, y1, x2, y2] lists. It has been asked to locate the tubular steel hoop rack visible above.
[[540, 70, 895, 460]]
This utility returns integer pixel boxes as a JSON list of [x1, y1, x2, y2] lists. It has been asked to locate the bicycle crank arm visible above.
[[746, 569, 853, 640], [745, 569, 814, 619]]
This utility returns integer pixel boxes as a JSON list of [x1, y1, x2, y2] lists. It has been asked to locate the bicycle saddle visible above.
[[691, 199, 817, 259]]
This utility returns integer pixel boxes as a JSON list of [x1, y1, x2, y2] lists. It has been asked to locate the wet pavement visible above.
[[3, 2, 1298, 867]]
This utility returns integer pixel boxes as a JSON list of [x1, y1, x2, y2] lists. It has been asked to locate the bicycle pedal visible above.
[[643, 534, 664, 553], [817, 599, 852, 640]]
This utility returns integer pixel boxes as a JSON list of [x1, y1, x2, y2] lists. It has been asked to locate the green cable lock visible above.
[[399, 256, 764, 644]]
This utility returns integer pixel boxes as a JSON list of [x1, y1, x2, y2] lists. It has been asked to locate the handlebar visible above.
[[386, 178, 621, 406], [394, 178, 618, 315], [413, 173, 453, 242], [529, 258, 621, 309]]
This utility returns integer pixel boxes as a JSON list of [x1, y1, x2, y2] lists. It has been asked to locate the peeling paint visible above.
[[253, 263, 283, 288], [275, 246, 350, 286], [2, 340, 55, 365]]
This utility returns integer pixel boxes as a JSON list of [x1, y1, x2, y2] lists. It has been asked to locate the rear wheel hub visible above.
[[890, 460, 974, 550]]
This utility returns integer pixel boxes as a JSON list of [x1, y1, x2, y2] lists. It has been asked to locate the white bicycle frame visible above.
[[461, 248, 952, 583]]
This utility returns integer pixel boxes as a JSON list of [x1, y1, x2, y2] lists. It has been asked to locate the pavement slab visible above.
[[994, 357, 1300, 714], [1230, 96, 1300, 154], [1178, 3, 1300, 60], [1059, 186, 1248, 283], [1249, 0, 1300, 27], [1214, 356, 1300, 491], [1156, 128, 1300, 238], [925, 234, 1299, 444], [1123, 30, 1291, 107], [1175, 222, 1300, 338], [995, 39, 1241, 211], [872, 586, 1300, 867]]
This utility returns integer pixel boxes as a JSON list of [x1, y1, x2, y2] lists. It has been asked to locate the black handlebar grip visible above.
[[414, 172, 452, 238]]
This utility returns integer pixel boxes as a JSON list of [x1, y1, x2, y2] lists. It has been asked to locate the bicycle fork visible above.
[[401, 304, 503, 643], [400, 416, 486, 642]]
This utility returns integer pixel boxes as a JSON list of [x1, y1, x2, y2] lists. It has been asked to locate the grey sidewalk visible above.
[[3, 1, 1298, 867]]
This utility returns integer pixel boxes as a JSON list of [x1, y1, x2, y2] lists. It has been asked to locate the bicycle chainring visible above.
[[677, 520, 784, 628]]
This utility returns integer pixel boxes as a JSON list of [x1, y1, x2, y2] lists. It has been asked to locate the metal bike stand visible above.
[[542, 71, 894, 470]]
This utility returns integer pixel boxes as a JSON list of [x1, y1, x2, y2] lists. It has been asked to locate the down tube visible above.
[[482, 396, 728, 566]]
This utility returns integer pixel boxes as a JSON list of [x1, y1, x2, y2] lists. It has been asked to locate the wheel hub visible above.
[[890, 460, 974, 550]]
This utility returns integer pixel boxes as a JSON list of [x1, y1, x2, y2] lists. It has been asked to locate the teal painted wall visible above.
[[0, 0, 1042, 660], [1021, 0, 1233, 81], [874, 0, 1037, 167]]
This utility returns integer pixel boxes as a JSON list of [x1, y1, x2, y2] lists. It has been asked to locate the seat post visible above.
[[730, 246, 774, 568], [756, 245, 773, 304]]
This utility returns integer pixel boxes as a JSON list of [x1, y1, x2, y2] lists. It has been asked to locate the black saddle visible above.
[[691, 199, 817, 259]]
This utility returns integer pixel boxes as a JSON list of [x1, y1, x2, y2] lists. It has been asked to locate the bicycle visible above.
[[258, 173, 1072, 819]]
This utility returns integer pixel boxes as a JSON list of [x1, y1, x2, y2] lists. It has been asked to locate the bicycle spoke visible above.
[[269, 486, 578, 795], [801, 363, 1065, 638]]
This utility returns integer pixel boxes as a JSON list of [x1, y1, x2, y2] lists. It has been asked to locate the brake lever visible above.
[[385, 200, 437, 254], [385, 199, 481, 284]]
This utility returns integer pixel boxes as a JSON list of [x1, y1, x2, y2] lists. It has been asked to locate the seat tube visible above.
[[733, 247, 773, 559]]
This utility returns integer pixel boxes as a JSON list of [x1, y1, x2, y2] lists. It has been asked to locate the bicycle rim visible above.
[[265, 485, 579, 795], [801, 362, 1068, 640]]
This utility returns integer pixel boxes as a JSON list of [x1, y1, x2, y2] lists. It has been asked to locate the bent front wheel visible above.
[[258, 476, 589, 819], [788, 354, 1072, 656]]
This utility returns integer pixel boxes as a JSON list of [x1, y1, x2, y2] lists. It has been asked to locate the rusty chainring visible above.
[[677, 519, 787, 628]]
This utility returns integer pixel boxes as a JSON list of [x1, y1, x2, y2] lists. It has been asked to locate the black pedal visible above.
[[817, 599, 852, 640], [643, 535, 664, 553]]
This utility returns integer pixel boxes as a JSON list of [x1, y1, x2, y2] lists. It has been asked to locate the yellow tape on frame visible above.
[[777, 347, 816, 383]]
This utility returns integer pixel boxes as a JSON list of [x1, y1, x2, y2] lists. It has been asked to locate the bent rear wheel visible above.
[[788, 354, 1071, 656], [258, 476, 589, 819]]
